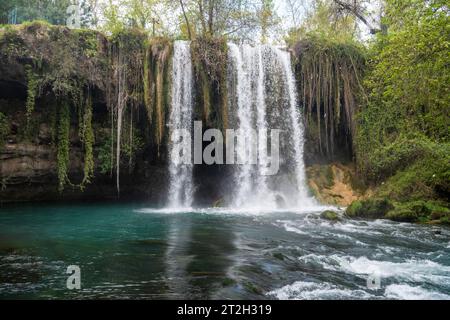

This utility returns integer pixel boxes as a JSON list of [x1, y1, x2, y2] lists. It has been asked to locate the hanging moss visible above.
[[292, 36, 366, 160], [108, 29, 147, 196], [144, 38, 172, 154], [1, 24, 175, 196], [200, 68, 212, 123], [57, 100, 70, 193], [191, 37, 228, 131]]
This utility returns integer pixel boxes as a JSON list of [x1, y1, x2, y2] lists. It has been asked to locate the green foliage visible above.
[[375, 140, 450, 202], [121, 125, 145, 169], [25, 65, 38, 133], [386, 200, 450, 223], [358, 2, 449, 149], [286, 0, 357, 45], [362, 134, 446, 182], [57, 101, 70, 193], [1, 24, 112, 193], [102, 1, 126, 36], [98, 135, 114, 175], [97, 126, 144, 175], [0, 25, 26, 58], [355, 0, 449, 205], [345, 200, 363, 217], [1, 0, 94, 27], [346, 198, 394, 219], [320, 210, 340, 221], [0, 112, 9, 147]]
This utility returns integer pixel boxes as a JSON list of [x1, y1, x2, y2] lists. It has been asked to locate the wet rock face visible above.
[[0, 105, 168, 204], [306, 163, 363, 207], [0, 143, 56, 182], [0, 140, 168, 203]]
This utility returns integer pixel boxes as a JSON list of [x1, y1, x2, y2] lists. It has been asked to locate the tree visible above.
[[179, 0, 193, 39], [0, 0, 97, 28], [285, 0, 358, 44], [102, 0, 125, 34], [284, 0, 307, 29], [355, 0, 449, 194], [124, 0, 160, 31], [329, 0, 383, 34], [174, 0, 260, 41], [259, 0, 278, 43], [284, 0, 384, 41], [0, 0, 19, 24]]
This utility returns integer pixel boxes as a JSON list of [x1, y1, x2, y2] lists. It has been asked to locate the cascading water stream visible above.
[[228, 44, 274, 208], [167, 41, 194, 208], [275, 48, 312, 205], [228, 44, 314, 209]]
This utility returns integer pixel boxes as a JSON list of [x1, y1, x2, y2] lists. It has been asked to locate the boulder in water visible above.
[[346, 198, 394, 219], [320, 210, 341, 221]]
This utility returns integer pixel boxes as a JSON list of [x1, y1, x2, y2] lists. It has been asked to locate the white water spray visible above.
[[167, 41, 194, 208], [228, 44, 313, 208]]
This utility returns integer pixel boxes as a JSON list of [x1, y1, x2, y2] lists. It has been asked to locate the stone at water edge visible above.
[[320, 210, 341, 221]]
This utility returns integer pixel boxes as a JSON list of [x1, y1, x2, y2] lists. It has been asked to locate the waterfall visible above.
[[227, 44, 312, 208], [167, 41, 194, 208], [228, 44, 274, 207], [276, 48, 311, 203]]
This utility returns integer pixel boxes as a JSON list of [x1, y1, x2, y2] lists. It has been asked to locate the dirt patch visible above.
[[306, 163, 363, 207]]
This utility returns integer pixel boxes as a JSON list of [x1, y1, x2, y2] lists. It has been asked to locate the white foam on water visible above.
[[135, 205, 332, 216], [329, 221, 385, 236], [267, 281, 374, 300], [320, 255, 450, 286], [276, 220, 308, 235], [135, 207, 196, 215], [384, 284, 450, 300]]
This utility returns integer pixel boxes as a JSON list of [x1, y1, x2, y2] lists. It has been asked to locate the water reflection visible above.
[[164, 214, 236, 299]]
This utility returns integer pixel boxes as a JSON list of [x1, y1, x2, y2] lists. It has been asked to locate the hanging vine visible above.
[[80, 92, 94, 188], [1, 23, 156, 195], [109, 30, 147, 197], [25, 64, 38, 135], [57, 100, 70, 193]]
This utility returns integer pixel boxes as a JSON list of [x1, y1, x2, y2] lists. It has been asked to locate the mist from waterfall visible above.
[[167, 41, 194, 208], [227, 44, 313, 209]]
